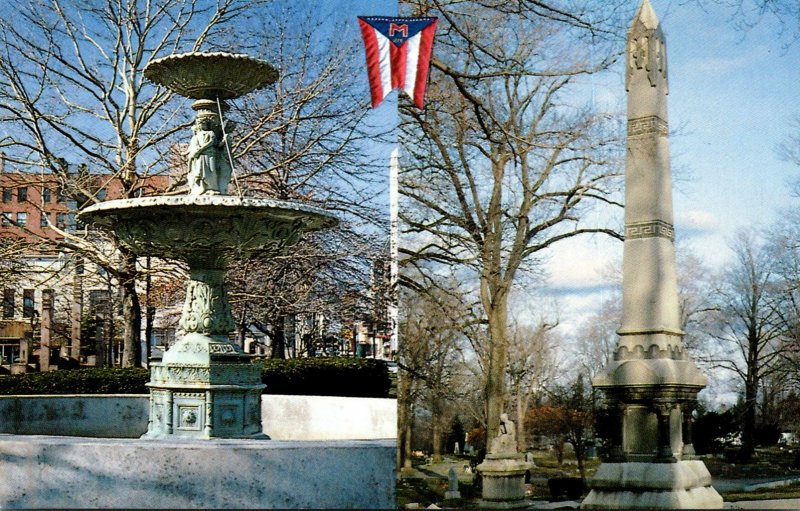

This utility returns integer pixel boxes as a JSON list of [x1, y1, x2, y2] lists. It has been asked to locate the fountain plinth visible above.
[[78, 54, 337, 440]]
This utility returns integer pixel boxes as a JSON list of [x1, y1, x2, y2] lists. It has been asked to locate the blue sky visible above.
[[545, 0, 800, 304], [337, 0, 799, 397], [536, 0, 800, 401], [664, 0, 800, 265]]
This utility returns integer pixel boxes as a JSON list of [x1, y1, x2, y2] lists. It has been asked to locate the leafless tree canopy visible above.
[[398, 0, 629, 437], [0, 0, 390, 367]]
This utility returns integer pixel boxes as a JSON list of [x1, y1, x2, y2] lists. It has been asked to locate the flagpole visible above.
[[389, 146, 399, 359]]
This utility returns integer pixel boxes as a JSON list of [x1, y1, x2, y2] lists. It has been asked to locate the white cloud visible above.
[[675, 209, 719, 234]]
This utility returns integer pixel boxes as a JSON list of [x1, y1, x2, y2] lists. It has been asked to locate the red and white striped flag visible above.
[[357, 16, 438, 109]]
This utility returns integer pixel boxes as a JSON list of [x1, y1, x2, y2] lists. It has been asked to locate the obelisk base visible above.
[[477, 455, 534, 509], [581, 460, 723, 509]]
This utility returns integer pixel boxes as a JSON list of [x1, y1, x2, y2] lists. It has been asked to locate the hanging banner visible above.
[[357, 16, 438, 109]]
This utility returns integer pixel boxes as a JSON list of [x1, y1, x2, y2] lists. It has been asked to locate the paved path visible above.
[[724, 499, 800, 509], [714, 477, 800, 492]]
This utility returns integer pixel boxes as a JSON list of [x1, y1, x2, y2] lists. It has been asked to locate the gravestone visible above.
[[444, 467, 461, 501]]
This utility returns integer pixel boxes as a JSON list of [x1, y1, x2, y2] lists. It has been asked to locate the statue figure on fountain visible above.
[[186, 114, 232, 195]]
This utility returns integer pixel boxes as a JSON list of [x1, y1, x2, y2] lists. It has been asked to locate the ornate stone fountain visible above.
[[78, 52, 337, 439]]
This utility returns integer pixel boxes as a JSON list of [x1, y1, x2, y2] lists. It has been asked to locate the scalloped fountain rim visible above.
[[78, 195, 338, 224], [143, 51, 278, 99]]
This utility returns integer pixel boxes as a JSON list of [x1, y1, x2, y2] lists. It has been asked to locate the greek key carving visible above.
[[628, 116, 668, 137], [624, 220, 674, 241]]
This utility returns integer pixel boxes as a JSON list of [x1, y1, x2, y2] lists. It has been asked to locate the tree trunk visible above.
[[404, 408, 414, 470], [144, 300, 154, 366], [431, 412, 443, 463], [397, 362, 414, 471], [485, 292, 509, 440], [271, 317, 286, 359], [556, 437, 565, 466], [741, 373, 758, 461], [70, 256, 83, 362], [95, 316, 106, 368], [516, 390, 529, 453], [120, 249, 142, 368], [144, 257, 154, 368], [572, 437, 587, 481]]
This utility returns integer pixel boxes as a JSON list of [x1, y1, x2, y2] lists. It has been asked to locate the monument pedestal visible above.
[[477, 454, 533, 509], [582, 461, 723, 509]]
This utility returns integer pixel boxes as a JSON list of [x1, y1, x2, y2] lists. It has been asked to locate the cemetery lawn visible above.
[[398, 448, 800, 507]]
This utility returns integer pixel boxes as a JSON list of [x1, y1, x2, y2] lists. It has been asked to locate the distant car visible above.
[[385, 361, 398, 373]]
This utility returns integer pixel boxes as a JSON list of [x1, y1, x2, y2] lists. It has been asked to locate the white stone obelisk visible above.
[[581, 1, 722, 508]]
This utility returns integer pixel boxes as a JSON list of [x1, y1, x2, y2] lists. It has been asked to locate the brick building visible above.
[[0, 159, 174, 372]]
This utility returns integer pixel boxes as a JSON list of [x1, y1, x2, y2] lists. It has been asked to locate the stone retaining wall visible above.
[[0, 394, 396, 440]]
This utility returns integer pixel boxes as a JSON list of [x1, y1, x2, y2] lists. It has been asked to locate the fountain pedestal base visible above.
[[143, 334, 267, 440]]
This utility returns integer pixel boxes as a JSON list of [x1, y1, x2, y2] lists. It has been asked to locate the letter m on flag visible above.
[[357, 16, 438, 109]]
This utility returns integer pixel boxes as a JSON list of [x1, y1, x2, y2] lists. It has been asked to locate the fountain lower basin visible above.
[[0, 394, 396, 508], [0, 434, 394, 508], [79, 195, 338, 264]]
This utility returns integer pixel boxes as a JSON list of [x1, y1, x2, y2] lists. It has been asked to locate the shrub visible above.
[[260, 357, 391, 398], [0, 357, 392, 398], [754, 423, 782, 447], [548, 477, 585, 501], [0, 368, 149, 395], [693, 409, 740, 455]]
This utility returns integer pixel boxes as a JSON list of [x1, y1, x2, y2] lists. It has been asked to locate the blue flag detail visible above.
[[358, 16, 437, 47]]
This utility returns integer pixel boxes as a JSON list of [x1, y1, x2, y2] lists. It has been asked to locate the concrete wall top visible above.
[[0, 394, 397, 441]]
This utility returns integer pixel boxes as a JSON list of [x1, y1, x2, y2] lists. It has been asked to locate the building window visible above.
[[96, 188, 106, 200], [55, 212, 68, 229], [3, 289, 14, 319], [1, 213, 9, 228], [2, 189, 11, 202], [15, 212, 27, 227], [151, 327, 176, 347], [89, 290, 110, 319], [40, 211, 49, 228], [0, 344, 20, 364], [22, 289, 34, 318], [17, 187, 27, 202], [42, 188, 51, 203], [56, 186, 65, 203]]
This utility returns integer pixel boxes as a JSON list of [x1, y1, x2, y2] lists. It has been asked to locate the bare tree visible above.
[[0, 0, 391, 369], [506, 315, 559, 452], [397, 276, 471, 466], [707, 229, 789, 460], [574, 290, 620, 384], [0, 0, 256, 366], [399, 0, 628, 439], [214, 5, 392, 357]]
